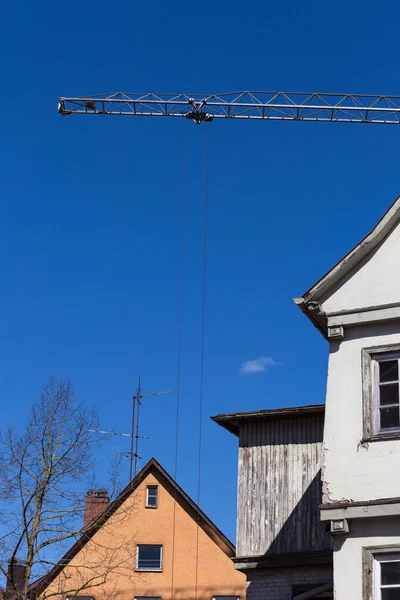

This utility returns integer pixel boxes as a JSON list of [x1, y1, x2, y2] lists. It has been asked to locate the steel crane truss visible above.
[[58, 91, 400, 124]]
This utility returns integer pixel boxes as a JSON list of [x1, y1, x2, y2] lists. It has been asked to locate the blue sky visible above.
[[1, 0, 400, 544]]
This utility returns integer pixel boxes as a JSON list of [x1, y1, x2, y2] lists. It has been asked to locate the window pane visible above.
[[381, 561, 400, 585], [380, 383, 399, 406], [138, 545, 161, 569], [380, 406, 400, 429], [379, 360, 399, 383], [146, 486, 158, 507], [382, 589, 400, 600]]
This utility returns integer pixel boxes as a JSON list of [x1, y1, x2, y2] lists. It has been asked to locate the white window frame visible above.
[[212, 597, 240, 600], [136, 544, 163, 572], [373, 553, 400, 599], [362, 345, 400, 440], [146, 485, 158, 508]]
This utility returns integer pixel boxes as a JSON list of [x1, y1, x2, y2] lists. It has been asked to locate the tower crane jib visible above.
[[58, 90, 400, 125]]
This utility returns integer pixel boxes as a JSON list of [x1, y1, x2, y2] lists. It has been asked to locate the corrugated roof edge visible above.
[[211, 403, 325, 436]]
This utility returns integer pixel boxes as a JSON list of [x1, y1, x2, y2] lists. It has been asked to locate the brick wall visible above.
[[245, 566, 333, 600], [84, 488, 109, 527]]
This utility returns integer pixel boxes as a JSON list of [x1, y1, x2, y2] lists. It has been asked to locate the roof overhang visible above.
[[320, 496, 400, 522], [211, 404, 325, 436], [233, 550, 332, 571], [294, 195, 400, 338]]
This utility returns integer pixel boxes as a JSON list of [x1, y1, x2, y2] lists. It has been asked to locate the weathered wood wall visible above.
[[236, 414, 332, 557]]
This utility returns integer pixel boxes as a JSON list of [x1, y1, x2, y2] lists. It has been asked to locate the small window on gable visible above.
[[362, 347, 400, 440], [146, 485, 158, 508]]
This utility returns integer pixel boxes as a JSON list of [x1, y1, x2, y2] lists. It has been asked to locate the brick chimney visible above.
[[84, 488, 109, 527], [6, 558, 26, 599]]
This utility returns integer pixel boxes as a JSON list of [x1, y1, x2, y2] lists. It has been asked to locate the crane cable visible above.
[[170, 124, 210, 600], [170, 120, 188, 600], [195, 124, 210, 600]]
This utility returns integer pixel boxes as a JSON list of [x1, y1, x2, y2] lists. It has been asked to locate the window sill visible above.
[[145, 505, 157, 509], [135, 568, 162, 573], [362, 432, 400, 443]]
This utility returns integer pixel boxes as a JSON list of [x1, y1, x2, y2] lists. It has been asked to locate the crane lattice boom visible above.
[[58, 90, 400, 124]]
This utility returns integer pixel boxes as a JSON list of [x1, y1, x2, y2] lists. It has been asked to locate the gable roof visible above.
[[211, 404, 325, 436], [294, 195, 400, 336], [29, 457, 235, 598]]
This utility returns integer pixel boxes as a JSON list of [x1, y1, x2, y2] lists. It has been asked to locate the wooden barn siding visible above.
[[236, 415, 332, 557]]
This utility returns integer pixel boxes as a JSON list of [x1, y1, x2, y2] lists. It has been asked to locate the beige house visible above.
[[28, 458, 245, 600]]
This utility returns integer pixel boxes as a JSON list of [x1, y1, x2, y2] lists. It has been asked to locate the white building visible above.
[[295, 195, 400, 600], [213, 195, 400, 600]]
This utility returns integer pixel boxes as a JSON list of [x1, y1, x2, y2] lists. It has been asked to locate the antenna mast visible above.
[[90, 379, 171, 482], [129, 377, 171, 479]]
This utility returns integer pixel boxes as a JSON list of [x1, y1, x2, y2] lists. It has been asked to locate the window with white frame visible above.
[[374, 553, 400, 599], [136, 544, 162, 571], [146, 485, 158, 508]]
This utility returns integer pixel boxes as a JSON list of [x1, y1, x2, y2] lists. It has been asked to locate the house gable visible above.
[[322, 217, 400, 313], [30, 459, 242, 600], [294, 195, 400, 337]]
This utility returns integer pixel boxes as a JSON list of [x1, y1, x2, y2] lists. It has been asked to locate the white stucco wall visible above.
[[323, 322, 400, 503], [333, 518, 400, 600], [322, 220, 400, 314]]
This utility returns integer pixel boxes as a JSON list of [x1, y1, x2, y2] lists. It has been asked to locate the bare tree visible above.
[[0, 376, 137, 600]]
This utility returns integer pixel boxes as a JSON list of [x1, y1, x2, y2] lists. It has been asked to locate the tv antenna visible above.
[[130, 377, 171, 479], [89, 377, 171, 481]]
